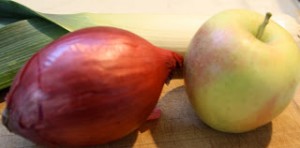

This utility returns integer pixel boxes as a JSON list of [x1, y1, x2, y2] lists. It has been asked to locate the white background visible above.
[[13, 0, 300, 21]]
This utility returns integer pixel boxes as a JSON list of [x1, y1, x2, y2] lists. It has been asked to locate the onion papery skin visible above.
[[2, 27, 183, 147]]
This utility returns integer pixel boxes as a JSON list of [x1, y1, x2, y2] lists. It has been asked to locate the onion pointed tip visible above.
[[2, 107, 10, 131]]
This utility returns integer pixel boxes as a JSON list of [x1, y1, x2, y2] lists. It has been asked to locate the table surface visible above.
[[2, 0, 300, 147], [1, 80, 300, 148]]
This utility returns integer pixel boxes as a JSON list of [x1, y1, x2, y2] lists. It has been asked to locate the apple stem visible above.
[[256, 12, 272, 40]]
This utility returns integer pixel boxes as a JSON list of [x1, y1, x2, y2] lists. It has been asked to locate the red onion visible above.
[[2, 27, 183, 147]]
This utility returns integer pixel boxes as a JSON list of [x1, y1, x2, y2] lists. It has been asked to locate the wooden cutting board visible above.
[[0, 79, 300, 148]]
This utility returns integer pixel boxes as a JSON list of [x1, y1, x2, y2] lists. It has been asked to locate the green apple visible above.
[[184, 9, 300, 133]]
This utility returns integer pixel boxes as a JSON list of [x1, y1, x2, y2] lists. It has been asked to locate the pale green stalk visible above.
[[0, 0, 206, 90]]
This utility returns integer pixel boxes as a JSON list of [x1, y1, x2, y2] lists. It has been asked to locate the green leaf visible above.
[[0, 18, 68, 89], [0, 0, 38, 18], [0, 18, 19, 28]]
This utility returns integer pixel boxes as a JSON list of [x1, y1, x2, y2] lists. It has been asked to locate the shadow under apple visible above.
[[148, 85, 272, 148]]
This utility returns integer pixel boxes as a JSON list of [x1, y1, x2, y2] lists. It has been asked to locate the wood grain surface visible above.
[[0, 79, 300, 148]]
